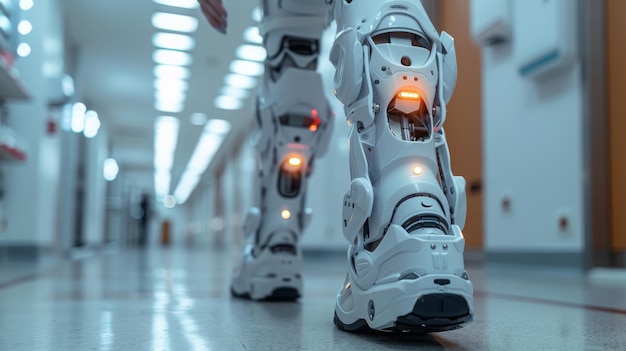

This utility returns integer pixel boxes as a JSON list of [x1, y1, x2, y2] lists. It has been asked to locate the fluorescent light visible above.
[[229, 60, 264, 76], [155, 101, 184, 113], [154, 65, 190, 80], [173, 119, 231, 204], [220, 86, 250, 100], [153, 32, 196, 51], [19, 0, 33, 11], [154, 171, 172, 198], [103, 159, 119, 181], [17, 43, 30, 57], [153, 49, 193, 66], [154, 78, 189, 92], [243, 26, 263, 44], [155, 90, 186, 105], [152, 12, 198, 33], [206, 119, 232, 135], [153, 0, 199, 9], [83, 110, 101, 138], [18, 20, 32, 35], [224, 73, 258, 89], [236, 44, 267, 62], [251, 7, 263, 22], [173, 173, 200, 204], [154, 116, 180, 197], [189, 113, 208, 126], [71, 102, 86, 133], [62, 75, 75, 97], [214, 95, 243, 110], [163, 195, 177, 208]]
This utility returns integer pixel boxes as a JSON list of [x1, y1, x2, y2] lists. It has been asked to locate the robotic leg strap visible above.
[[231, 0, 334, 301], [331, 0, 474, 332]]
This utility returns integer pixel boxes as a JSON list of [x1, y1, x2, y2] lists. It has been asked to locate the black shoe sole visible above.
[[231, 287, 300, 302], [334, 293, 472, 334]]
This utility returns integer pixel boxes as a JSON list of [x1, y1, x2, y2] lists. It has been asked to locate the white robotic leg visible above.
[[331, 0, 474, 332], [230, 0, 333, 301]]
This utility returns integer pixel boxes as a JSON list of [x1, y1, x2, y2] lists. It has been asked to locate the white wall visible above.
[[81, 124, 109, 246], [1, 0, 66, 249], [481, 6, 585, 252]]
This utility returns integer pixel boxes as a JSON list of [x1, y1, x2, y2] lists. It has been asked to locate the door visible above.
[[438, 0, 484, 250]]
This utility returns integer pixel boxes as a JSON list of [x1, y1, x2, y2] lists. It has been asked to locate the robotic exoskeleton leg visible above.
[[230, 0, 334, 301], [330, 0, 474, 332]]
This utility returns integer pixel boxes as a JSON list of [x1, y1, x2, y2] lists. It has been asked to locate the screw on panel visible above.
[[357, 121, 364, 133], [430, 243, 436, 249]]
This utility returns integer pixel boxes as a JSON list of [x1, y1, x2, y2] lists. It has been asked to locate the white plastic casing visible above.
[[470, 0, 512, 46], [513, 0, 577, 78]]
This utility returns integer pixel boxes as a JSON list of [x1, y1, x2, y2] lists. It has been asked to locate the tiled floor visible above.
[[1, 244, 625, 350]]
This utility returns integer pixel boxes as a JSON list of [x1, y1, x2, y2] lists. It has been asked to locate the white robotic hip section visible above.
[[231, 0, 334, 301], [331, 0, 474, 332]]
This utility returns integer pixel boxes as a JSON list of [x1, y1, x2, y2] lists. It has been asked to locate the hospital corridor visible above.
[[1, 0, 626, 350]]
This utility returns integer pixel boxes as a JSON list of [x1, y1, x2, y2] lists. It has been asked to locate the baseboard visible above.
[[485, 251, 584, 268]]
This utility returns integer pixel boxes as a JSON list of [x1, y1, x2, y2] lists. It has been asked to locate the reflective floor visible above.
[[1, 244, 626, 351]]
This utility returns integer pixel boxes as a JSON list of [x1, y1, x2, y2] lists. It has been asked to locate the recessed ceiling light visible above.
[[243, 26, 263, 44], [214, 95, 243, 110], [152, 12, 198, 33], [206, 119, 231, 135], [236, 44, 267, 62], [155, 101, 184, 113], [189, 113, 208, 126], [154, 77, 189, 92], [154, 65, 190, 80], [155, 88, 186, 99], [17, 43, 31, 57], [153, 0, 199, 9], [18, 20, 32, 35], [251, 6, 263, 22], [153, 49, 193, 66], [224, 73, 258, 89], [19, 0, 33, 11], [103, 158, 119, 182], [153, 32, 196, 51], [229, 60, 264, 76], [220, 86, 250, 100]]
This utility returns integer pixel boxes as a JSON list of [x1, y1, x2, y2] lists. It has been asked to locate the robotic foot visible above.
[[230, 231, 304, 301], [334, 294, 472, 334]]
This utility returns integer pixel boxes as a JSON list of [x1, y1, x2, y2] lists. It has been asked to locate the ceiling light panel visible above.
[[154, 65, 190, 80], [155, 101, 184, 113], [154, 77, 189, 92], [152, 12, 198, 33], [224, 73, 258, 89], [219, 86, 250, 100], [153, 49, 193, 66], [236, 44, 267, 62], [153, 0, 199, 9], [153, 32, 196, 51], [229, 59, 264, 76], [243, 26, 263, 44], [214, 95, 243, 110]]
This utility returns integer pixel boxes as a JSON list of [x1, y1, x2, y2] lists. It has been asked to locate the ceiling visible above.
[[60, 0, 261, 199]]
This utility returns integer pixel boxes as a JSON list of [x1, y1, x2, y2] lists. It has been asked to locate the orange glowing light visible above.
[[309, 124, 318, 132], [397, 90, 420, 100], [288, 156, 302, 167]]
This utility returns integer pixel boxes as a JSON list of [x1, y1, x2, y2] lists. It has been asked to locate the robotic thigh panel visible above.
[[331, 0, 474, 332], [231, 0, 334, 301]]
